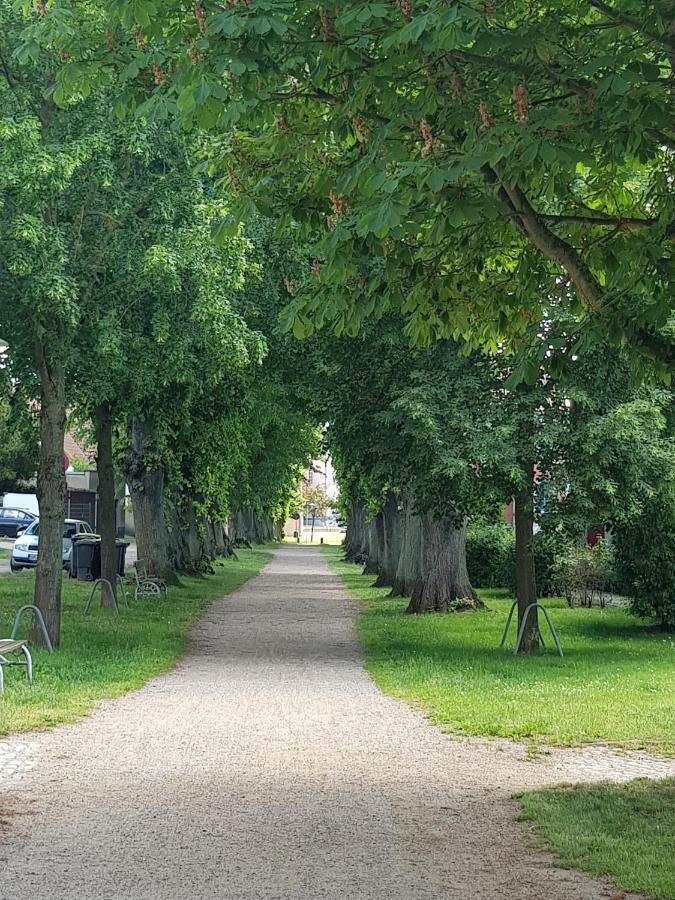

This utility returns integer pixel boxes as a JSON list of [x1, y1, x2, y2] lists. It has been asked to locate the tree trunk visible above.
[[374, 495, 401, 588], [32, 354, 66, 648], [184, 504, 204, 570], [344, 501, 366, 563], [514, 464, 539, 653], [123, 417, 173, 580], [407, 515, 480, 614], [203, 518, 217, 561], [95, 402, 117, 607], [232, 507, 271, 544], [167, 501, 188, 572], [168, 500, 211, 574], [391, 498, 423, 597], [213, 522, 228, 556], [362, 513, 383, 576], [233, 508, 245, 543]]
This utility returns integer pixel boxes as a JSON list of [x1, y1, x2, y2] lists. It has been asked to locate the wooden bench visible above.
[[0, 639, 32, 693]]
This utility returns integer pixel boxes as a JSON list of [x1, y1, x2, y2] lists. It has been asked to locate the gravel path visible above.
[[1, 546, 673, 899]]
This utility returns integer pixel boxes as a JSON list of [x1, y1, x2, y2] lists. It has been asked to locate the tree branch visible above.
[[588, 0, 675, 52], [487, 164, 604, 309], [538, 213, 660, 230], [484, 164, 675, 365], [0, 47, 17, 89]]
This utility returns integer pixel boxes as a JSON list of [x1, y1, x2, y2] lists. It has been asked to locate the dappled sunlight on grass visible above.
[[0, 549, 270, 735], [323, 546, 675, 753]]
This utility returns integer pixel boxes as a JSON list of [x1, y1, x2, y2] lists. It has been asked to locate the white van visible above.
[[2, 493, 39, 516]]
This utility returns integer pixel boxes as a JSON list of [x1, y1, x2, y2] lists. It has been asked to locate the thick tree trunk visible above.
[[203, 518, 217, 561], [213, 522, 228, 556], [258, 514, 274, 543], [123, 417, 173, 580], [232, 508, 252, 544], [362, 514, 383, 576], [32, 354, 66, 648], [373, 495, 402, 588], [95, 402, 117, 607], [391, 498, 423, 597], [184, 504, 204, 569], [344, 501, 366, 563], [407, 515, 480, 614], [514, 465, 539, 653], [130, 472, 170, 578], [167, 501, 188, 572], [231, 507, 273, 544], [168, 500, 212, 574]]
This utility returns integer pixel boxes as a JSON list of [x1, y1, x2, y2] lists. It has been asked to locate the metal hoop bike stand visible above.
[[10, 604, 53, 653], [499, 601, 563, 656], [84, 575, 129, 615]]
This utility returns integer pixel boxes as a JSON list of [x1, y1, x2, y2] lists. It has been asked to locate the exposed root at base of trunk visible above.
[[405, 594, 485, 615], [372, 572, 393, 588]]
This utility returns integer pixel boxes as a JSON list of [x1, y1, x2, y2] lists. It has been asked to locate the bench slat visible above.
[[0, 640, 27, 654]]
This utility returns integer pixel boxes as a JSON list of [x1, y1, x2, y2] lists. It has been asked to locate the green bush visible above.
[[551, 540, 617, 607], [530, 528, 574, 598], [614, 492, 675, 630], [467, 522, 582, 599], [466, 523, 514, 588], [501, 526, 573, 598]]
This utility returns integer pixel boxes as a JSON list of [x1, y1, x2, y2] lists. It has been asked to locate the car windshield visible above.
[[22, 521, 83, 538]]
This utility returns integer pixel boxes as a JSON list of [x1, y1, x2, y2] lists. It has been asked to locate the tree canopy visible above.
[[1, 0, 673, 650], [31, 0, 675, 371]]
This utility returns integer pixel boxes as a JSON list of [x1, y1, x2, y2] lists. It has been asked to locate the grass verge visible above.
[[323, 545, 675, 753], [518, 779, 675, 900], [0, 549, 270, 735]]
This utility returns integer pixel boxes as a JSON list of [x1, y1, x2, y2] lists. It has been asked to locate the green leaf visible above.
[[194, 77, 211, 104], [292, 317, 306, 339], [426, 168, 446, 192]]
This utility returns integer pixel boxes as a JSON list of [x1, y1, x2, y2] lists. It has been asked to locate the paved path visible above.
[[1, 546, 673, 900]]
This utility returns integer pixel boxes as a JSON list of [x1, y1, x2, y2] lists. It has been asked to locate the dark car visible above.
[[0, 507, 37, 538]]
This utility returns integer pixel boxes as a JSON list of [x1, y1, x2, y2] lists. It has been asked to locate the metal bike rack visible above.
[[10, 605, 53, 653], [499, 601, 563, 656], [84, 575, 129, 615]]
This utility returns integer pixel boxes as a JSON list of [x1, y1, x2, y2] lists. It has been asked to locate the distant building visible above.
[[284, 457, 341, 537], [306, 457, 339, 500]]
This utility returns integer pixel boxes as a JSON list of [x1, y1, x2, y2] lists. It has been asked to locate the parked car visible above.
[[11, 519, 94, 573], [0, 507, 38, 538]]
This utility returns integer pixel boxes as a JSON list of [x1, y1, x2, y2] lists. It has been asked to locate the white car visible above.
[[11, 519, 94, 573]]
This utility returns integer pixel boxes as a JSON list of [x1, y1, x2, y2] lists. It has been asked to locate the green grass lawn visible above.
[[0, 549, 270, 735], [0, 548, 9, 559], [323, 546, 675, 753], [518, 779, 675, 900]]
